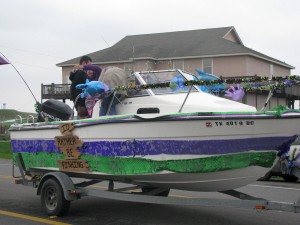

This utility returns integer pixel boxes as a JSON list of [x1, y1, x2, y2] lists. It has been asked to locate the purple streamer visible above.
[[11, 136, 295, 157]]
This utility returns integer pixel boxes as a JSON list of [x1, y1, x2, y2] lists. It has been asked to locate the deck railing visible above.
[[41, 83, 71, 101]]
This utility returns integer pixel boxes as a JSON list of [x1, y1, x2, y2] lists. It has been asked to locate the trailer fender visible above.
[[37, 172, 78, 201]]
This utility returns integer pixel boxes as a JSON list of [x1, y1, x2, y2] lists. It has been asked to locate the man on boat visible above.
[[69, 55, 92, 119]]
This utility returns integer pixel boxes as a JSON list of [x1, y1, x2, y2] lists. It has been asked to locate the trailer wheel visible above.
[[141, 187, 170, 197], [282, 174, 299, 182], [40, 178, 70, 216]]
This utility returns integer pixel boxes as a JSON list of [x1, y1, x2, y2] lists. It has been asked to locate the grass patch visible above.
[[0, 141, 12, 159], [0, 134, 10, 141], [0, 109, 36, 121]]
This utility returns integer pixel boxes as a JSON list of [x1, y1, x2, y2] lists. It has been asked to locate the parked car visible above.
[[258, 137, 300, 182]]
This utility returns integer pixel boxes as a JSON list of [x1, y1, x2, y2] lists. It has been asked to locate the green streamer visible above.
[[14, 151, 276, 175]]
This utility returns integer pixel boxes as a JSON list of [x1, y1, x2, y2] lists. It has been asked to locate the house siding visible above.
[[133, 60, 155, 72], [245, 56, 290, 77], [273, 63, 291, 76], [246, 56, 271, 76], [213, 56, 247, 76]]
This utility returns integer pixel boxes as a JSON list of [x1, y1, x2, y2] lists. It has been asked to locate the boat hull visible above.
[[9, 111, 300, 191], [27, 165, 269, 192]]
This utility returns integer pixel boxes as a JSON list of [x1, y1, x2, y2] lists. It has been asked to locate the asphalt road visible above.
[[0, 158, 299, 225]]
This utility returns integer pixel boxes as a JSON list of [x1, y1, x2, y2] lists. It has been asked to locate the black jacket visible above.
[[69, 70, 87, 108]]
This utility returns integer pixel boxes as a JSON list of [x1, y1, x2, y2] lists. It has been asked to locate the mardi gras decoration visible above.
[[170, 74, 186, 91], [224, 84, 245, 101], [76, 79, 111, 116], [114, 75, 300, 93], [195, 69, 225, 94], [76, 80, 110, 98]]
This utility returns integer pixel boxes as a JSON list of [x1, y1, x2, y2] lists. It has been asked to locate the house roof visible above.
[[57, 26, 294, 69]]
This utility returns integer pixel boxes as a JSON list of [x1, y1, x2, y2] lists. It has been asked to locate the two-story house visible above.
[[53, 26, 295, 109]]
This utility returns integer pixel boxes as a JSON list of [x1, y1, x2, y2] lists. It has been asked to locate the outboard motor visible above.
[[38, 99, 73, 122]]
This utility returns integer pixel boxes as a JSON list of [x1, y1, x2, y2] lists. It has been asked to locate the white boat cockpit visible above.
[[108, 69, 256, 117]]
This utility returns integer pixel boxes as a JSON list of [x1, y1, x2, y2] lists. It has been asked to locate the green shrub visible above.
[[0, 134, 10, 141]]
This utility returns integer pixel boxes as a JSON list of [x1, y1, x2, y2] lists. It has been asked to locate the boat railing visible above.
[[15, 115, 38, 124]]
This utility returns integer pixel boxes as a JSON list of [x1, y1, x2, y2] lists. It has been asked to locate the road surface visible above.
[[0, 159, 299, 225]]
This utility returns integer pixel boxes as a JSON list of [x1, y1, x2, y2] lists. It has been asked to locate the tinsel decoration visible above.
[[34, 101, 41, 113], [114, 75, 300, 92]]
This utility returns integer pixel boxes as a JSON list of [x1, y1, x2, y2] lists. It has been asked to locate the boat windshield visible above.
[[139, 71, 198, 95]]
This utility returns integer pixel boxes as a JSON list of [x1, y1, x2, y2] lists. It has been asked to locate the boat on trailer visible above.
[[9, 69, 300, 192]]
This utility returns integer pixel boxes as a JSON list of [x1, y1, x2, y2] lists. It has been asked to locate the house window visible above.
[[173, 60, 184, 70], [203, 58, 213, 74], [124, 63, 133, 76], [270, 64, 274, 78]]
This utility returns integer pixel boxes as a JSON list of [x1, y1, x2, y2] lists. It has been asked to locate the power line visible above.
[[0, 45, 65, 59], [13, 61, 60, 71], [101, 36, 111, 47]]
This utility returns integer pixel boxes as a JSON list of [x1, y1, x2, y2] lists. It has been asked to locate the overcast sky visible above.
[[0, 0, 299, 113]]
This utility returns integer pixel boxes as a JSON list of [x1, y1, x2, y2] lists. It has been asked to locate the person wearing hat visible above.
[[98, 66, 128, 116], [83, 64, 102, 81], [78, 64, 103, 117]]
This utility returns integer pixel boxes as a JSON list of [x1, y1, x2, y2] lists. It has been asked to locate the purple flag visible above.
[[0, 56, 9, 65]]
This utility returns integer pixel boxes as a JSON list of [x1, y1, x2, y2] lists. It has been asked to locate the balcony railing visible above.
[[285, 85, 300, 98], [41, 80, 300, 102], [41, 83, 71, 101]]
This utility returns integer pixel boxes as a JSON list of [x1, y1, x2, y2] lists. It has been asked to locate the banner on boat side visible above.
[[55, 123, 90, 172]]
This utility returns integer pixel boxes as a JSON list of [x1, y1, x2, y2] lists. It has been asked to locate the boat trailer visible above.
[[13, 154, 300, 216]]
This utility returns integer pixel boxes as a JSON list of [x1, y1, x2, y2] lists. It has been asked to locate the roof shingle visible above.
[[57, 26, 293, 68]]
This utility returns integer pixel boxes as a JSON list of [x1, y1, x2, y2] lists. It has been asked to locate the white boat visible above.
[[9, 69, 300, 192]]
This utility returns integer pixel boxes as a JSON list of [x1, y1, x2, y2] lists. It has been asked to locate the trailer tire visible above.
[[40, 178, 71, 216]]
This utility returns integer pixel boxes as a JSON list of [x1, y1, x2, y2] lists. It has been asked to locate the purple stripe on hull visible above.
[[11, 136, 295, 156], [11, 139, 60, 154]]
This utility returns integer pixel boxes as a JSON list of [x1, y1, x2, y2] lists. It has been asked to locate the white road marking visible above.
[[249, 184, 300, 191]]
